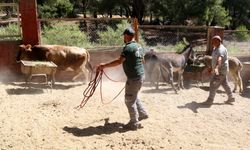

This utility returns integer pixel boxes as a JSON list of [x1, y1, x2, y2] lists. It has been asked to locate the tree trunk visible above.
[[132, 0, 145, 24]]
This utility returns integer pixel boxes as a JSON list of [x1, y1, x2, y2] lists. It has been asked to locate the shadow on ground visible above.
[[63, 121, 132, 137], [4, 82, 84, 95], [177, 101, 232, 113], [241, 86, 250, 98], [199, 86, 226, 94], [142, 82, 178, 94], [6, 87, 44, 95]]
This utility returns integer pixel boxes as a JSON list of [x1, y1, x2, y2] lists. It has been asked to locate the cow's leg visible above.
[[51, 71, 56, 85], [72, 67, 89, 83], [82, 67, 89, 83], [72, 68, 83, 81]]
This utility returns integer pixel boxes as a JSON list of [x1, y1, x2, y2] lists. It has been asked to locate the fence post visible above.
[[206, 26, 224, 55], [133, 18, 139, 42], [19, 0, 40, 45]]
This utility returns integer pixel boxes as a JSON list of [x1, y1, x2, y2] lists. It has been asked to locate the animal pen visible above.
[[0, 0, 250, 90]]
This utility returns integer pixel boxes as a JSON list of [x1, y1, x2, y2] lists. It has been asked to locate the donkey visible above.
[[197, 55, 243, 93], [144, 45, 194, 93]]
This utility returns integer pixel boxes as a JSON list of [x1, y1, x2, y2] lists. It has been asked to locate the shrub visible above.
[[233, 25, 250, 41], [0, 23, 21, 40], [174, 37, 188, 53], [98, 20, 130, 46], [41, 21, 92, 48]]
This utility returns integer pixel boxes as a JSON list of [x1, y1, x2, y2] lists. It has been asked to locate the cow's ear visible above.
[[19, 44, 26, 50], [25, 44, 32, 52]]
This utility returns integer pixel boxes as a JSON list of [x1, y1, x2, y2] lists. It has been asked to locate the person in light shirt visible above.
[[202, 35, 235, 106]]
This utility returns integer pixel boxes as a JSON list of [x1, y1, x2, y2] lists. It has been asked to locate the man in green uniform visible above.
[[97, 27, 148, 130]]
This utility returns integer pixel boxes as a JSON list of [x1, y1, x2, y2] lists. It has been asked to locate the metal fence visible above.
[[139, 25, 207, 45], [138, 25, 208, 52], [1, 7, 249, 56], [39, 18, 210, 52], [39, 18, 132, 49], [0, 3, 21, 41], [223, 30, 250, 55]]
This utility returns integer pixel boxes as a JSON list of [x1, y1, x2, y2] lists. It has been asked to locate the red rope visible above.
[[75, 70, 124, 109]]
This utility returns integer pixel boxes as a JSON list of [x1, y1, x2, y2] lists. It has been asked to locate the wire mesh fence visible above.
[[139, 25, 208, 52], [1, 8, 250, 56], [224, 30, 250, 55], [0, 3, 22, 41], [39, 18, 132, 49]]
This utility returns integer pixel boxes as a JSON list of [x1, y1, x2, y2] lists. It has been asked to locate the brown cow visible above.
[[16, 44, 92, 83]]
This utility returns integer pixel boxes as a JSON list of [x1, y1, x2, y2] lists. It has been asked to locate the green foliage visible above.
[[97, 20, 130, 46], [35, 0, 250, 28], [0, 23, 21, 40], [203, 0, 231, 26], [38, 0, 73, 18], [174, 37, 188, 53], [223, 0, 250, 29], [148, 38, 188, 53], [41, 21, 92, 48], [233, 25, 250, 41]]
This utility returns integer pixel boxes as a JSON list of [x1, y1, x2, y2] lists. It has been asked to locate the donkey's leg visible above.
[[231, 73, 238, 93], [155, 66, 160, 89], [169, 68, 178, 93], [237, 70, 243, 93], [178, 70, 185, 89], [156, 72, 160, 90]]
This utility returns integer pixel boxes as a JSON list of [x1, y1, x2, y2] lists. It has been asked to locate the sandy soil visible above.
[[0, 78, 250, 150]]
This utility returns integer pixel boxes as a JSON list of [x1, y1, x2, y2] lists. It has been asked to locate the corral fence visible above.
[[0, 2, 22, 41], [0, 5, 250, 55], [223, 30, 250, 56], [38, 17, 133, 49]]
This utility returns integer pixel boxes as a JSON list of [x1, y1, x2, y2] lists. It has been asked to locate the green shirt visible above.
[[121, 41, 145, 79]]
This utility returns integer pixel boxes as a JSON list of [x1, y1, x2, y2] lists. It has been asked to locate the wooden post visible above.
[[206, 26, 224, 55], [133, 18, 139, 42], [19, 0, 40, 45]]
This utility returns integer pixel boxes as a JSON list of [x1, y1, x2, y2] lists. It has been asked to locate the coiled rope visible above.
[[75, 70, 125, 109]]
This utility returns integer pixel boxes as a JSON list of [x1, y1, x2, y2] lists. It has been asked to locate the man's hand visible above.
[[214, 67, 219, 75], [97, 63, 105, 72], [207, 67, 212, 73]]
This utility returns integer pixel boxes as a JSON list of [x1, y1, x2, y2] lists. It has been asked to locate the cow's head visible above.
[[16, 44, 32, 62]]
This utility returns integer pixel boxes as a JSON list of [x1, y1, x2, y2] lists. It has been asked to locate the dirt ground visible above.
[[0, 77, 250, 150]]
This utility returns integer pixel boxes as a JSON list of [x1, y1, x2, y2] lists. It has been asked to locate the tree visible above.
[[223, 0, 250, 29], [38, 0, 73, 18], [203, 0, 231, 26], [131, 0, 145, 24]]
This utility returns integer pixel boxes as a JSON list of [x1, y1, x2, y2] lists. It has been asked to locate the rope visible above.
[[75, 70, 124, 109]]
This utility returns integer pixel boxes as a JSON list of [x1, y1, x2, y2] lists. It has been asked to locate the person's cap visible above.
[[212, 35, 222, 42], [123, 27, 135, 36]]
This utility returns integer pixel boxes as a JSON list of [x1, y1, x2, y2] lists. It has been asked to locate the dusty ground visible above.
[[0, 78, 250, 150]]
